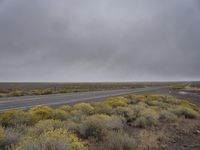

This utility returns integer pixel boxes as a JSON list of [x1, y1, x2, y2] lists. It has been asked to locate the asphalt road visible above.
[[0, 86, 168, 112]]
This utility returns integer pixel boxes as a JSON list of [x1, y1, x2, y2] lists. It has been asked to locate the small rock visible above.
[[194, 130, 200, 134], [196, 130, 200, 134]]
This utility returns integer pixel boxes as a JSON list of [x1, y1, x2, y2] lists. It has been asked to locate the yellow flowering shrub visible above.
[[9, 90, 24, 97], [73, 103, 94, 115], [0, 110, 33, 127], [0, 127, 5, 143], [50, 109, 69, 120], [60, 105, 72, 112], [33, 119, 66, 136], [169, 106, 200, 119], [29, 106, 53, 121], [105, 97, 128, 108], [79, 114, 123, 140], [15, 129, 88, 150], [94, 103, 113, 115], [134, 108, 159, 128]]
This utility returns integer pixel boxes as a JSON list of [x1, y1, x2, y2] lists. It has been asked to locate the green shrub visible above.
[[79, 114, 124, 140], [14, 128, 88, 150]]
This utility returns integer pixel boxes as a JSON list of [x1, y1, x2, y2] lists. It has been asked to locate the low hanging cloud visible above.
[[0, 0, 200, 82]]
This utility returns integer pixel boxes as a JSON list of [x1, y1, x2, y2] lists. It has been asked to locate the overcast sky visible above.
[[0, 0, 200, 82]]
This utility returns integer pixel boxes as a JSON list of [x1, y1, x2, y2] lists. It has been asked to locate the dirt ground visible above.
[[160, 119, 200, 150], [125, 119, 200, 150]]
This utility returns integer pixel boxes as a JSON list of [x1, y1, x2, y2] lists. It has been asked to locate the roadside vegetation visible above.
[[171, 82, 200, 94], [0, 82, 172, 98], [0, 94, 200, 150]]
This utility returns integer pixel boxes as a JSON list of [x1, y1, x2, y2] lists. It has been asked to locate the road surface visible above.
[[0, 86, 168, 112]]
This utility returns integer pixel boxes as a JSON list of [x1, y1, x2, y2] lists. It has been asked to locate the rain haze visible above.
[[0, 0, 200, 82]]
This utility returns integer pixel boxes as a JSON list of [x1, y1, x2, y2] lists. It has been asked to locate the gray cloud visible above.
[[0, 0, 200, 81]]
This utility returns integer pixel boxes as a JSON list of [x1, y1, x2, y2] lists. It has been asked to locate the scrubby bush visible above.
[[94, 103, 113, 115], [112, 106, 134, 119], [60, 105, 72, 112], [33, 119, 66, 136], [64, 120, 80, 133], [58, 88, 71, 93], [73, 103, 94, 115], [69, 110, 86, 122], [106, 97, 128, 108], [0, 93, 5, 98], [179, 100, 199, 111], [170, 106, 200, 119], [0, 127, 5, 143], [1, 128, 22, 149], [0, 110, 33, 127], [146, 100, 165, 107], [29, 106, 53, 121], [129, 104, 147, 120], [9, 91, 24, 97], [162, 96, 181, 105], [126, 94, 139, 104], [50, 109, 69, 120], [159, 110, 178, 122], [31, 90, 43, 95], [14, 128, 88, 150], [137, 130, 165, 150], [41, 89, 54, 95], [92, 131, 136, 150], [31, 89, 54, 95], [134, 117, 147, 128], [79, 114, 124, 140], [134, 109, 159, 128]]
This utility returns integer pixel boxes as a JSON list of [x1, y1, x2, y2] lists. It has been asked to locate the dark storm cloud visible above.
[[0, 0, 200, 81]]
